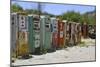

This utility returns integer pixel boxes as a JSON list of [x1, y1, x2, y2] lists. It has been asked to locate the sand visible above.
[[12, 38, 96, 66]]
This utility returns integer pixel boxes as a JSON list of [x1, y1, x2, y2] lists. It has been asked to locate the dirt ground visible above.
[[12, 38, 96, 66]]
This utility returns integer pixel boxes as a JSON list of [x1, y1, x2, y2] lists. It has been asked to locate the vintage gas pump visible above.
[[28, 15, 34, 54], [11, 13, 18, 58], [74, 23, 78, 45], [58, 19, 65, 48], [78, 23, 82, 44], [68, 22, 76, 46], [40, 15, 45, 54], [62, 20, 67, 48], [50, 17, 58, 50], [28, 15, 42, 55], [16, 12, 30, 59], [75, 23, 82, 44], [65, 21, 70, 47], [32, 15, 41, 55], [82, 22, 88, 38], [40, 15, 52, 53]]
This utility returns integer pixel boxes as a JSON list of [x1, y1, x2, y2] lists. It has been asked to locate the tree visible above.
[[59, 10, 96, 25], [60, 11, 81, 23], [11, 4, 23, 12], [82, 10, 96, 25]]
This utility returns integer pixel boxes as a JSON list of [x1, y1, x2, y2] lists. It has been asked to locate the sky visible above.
[[12, 1, 96, 15]]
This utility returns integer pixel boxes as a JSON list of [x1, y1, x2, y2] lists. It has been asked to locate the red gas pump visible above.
[[58, 20, 65, 48]]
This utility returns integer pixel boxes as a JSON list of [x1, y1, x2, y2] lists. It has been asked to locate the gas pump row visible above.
[[11, 12, 89, 60]]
